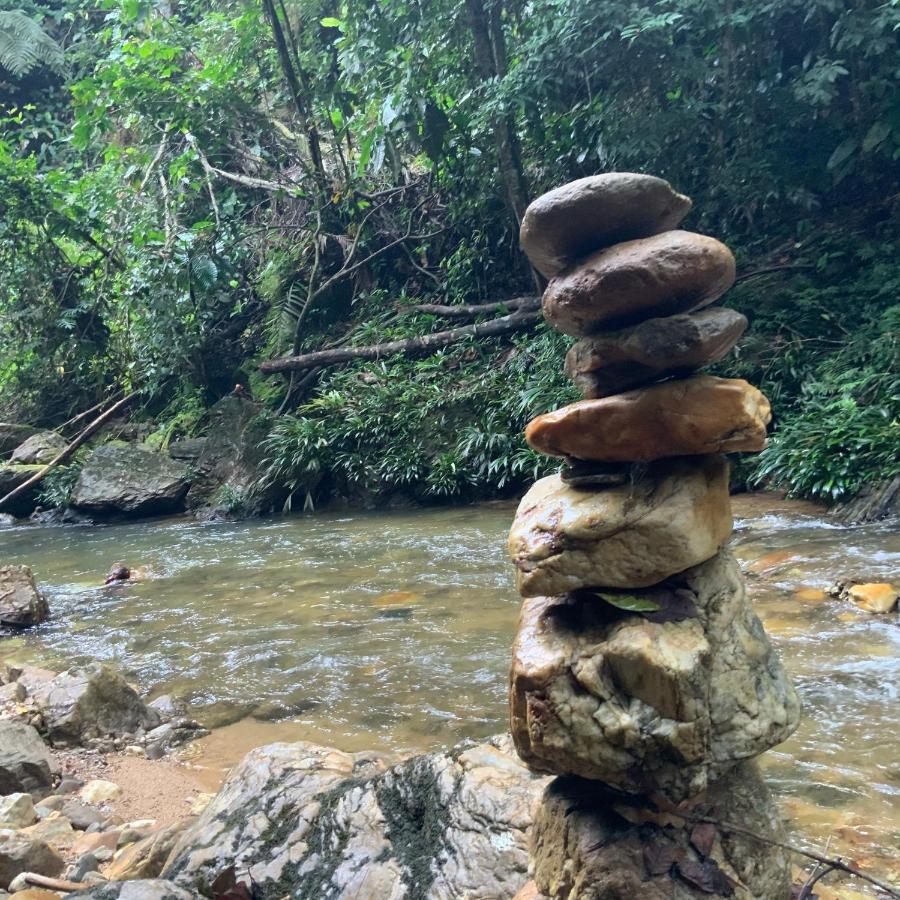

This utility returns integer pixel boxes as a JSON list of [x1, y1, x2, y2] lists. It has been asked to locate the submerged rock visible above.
[[565, 307, 747, 399], [847, 582, 898, 614], [509, 455, 732, 593], [0, 565, 49, 628], [31, 664, 160, 747], [0, 721, 58, 795], [509, 550, 800, 802], [525, 376, 771, 462], [530, 763, 791, 900], [163, 735, 549, 899], [9, 431, 67, 465], [520, 173, 692, 279], [543, 231, 736, 336], [70, 445, 191, 517]]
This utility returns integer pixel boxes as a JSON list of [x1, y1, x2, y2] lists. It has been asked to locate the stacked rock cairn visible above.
[[508, 174, 802, 900]]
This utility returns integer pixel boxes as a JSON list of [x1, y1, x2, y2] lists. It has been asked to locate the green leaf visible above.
[[827, 138, 857, 171], [320, 17, 342, 28], [591, 591, 662, 613]]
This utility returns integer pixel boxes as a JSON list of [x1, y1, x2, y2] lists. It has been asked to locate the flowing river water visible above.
[[1, 493, 898, 892]]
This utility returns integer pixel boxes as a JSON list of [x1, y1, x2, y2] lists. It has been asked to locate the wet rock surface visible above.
[[519, 173, 692, 279], [565, 307, 747, 399], [70, 445, 191, 517], [542, 231, 736, 336], [0, 566, 49, 628], [163, 735, 549, 899], [525, 376, 771, 462], [530, 763, 791, 900], [509, 550, 800, 801], [509, 456, 732, 593]]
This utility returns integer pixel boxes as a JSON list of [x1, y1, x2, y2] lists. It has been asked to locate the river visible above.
[[1, 493, 897, 891]]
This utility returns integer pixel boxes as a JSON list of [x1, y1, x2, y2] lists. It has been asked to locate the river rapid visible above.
[[1, 493, 897, 890]]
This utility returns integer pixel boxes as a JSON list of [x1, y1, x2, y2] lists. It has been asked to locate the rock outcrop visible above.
[[509, 455, 732, 593], [163, 735, 548, 899], [511, 173, 797, 898], [519, 173, 692, 278], [564, 307, 747, 399], [525, 376, 771, 462], [30, 664, 160, 747], [0, 831, 65, 890], [0, 721, 58, 795], [0, 464, 44, 516], [71, 445, 191, 517], [542, 231, 736, 335], [0, 565, 49, 628], [69, 881, 195, 900], [509, 550, 800, 801], [0, 423, 38, 457]]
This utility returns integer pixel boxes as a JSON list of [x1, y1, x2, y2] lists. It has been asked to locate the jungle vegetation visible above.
[[1, 0, 898, 508]]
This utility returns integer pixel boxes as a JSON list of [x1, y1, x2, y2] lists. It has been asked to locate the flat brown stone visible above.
[[509, 455, 732, 593], [520, 173, 692, 279], [542, 231, 736, 336], [509, 550, 801, 801], [525, 375, 771, 462], [565, 307, 748, 398]]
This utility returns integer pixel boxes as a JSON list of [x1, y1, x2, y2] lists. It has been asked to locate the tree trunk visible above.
[[260, 308, 540, 374]]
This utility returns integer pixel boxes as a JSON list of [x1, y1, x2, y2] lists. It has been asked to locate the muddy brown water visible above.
[[1, 493, 897, 891]]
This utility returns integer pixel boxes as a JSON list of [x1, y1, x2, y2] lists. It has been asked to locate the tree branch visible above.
[[260, 308, 540, 374], [399, 296, 540, 318]]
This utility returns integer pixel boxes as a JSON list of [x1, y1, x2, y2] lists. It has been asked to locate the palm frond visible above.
[[0, 10, 64, 78]]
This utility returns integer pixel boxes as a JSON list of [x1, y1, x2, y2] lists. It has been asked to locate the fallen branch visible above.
[[399, 295, 540, 318], [55, 388, 125, 434], [684, 814, 900, 899], [0, 393, 137, 511], [735, 264, 814, 285], [260, 308, 540, 374], [23, 872, 88, 892]]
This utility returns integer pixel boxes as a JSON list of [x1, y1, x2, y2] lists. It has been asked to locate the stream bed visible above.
[[1, 493, 898, 889]]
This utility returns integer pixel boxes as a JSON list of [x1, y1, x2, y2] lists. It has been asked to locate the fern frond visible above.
[[0, 10, 64, 78]]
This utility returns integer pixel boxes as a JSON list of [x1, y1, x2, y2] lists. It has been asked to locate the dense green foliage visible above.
[[1, 0, 898, 506]]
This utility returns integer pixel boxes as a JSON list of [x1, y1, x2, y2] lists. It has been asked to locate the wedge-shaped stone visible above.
[[530, 762, 791, 899], [520, 173, 692, 279], [509, 455, 731, 593], [543, 231, 736, 335], [510, 550, 801, 802], [565, 308, 747, 398], [526, 375, 770, 463]]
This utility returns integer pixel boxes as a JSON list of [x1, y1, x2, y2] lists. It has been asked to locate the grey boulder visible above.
[[30, 663, 160, 747], [71, 444, 191, 516], [163, 735, 549, 899], [69, 880, 195, 900], [0, 464, 43, 516], [0, 565, 49, 627], [0, 720, 58, 795], [0, 423, 38, 456], [9, 430, 67, 465]]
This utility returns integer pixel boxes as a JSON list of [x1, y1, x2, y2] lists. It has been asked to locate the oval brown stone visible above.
[[565, 307, 748, 398], [542, 231, 736, 336], [525, 375, 770, 463], [520, 173, 692, 279]]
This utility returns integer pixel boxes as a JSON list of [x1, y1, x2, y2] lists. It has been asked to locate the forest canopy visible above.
[[1, 0, 898, 508]]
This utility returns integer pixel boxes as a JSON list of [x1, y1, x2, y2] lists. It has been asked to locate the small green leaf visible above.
[[320, 17, 342, 27], [591, 591, 662, 613]]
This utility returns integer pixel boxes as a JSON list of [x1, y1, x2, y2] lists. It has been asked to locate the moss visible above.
[[374, 757, 456, 900]]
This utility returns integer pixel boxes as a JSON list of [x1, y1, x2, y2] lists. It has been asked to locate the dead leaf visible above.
[[643, 843, 686, 876], [690, 822, 717, 858], [675, 859, 735, 896]]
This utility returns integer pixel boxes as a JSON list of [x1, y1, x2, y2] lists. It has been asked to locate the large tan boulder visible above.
[[509, 550, 801, 802], [0, 566, 49, 628], [530, 763, 791, 899], [565, 307, 747, 398], [542, 231, 736, 336], [525, 376, 771, 462], [520, 173, 692, 279], [509, 455, 732, 593]]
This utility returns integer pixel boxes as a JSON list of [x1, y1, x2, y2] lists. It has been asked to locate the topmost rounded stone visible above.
[[520, 173, 692, 279]]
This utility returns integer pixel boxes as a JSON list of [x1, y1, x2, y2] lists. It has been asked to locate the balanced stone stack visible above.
[[508, 174, 801, 899]]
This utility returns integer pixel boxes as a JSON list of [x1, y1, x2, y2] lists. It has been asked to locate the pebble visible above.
[[79, 779, 122, 804], [124, 744, 145, 757], [54, 778, 83, 795]]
